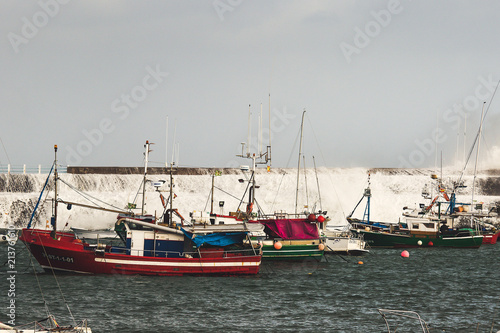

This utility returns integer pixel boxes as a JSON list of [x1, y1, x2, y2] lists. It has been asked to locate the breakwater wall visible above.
[[1, 167, 500, 229]]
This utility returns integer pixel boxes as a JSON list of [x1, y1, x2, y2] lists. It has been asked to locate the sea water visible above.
[[1, 242, 499, 332], [1, 168, 500, 332]]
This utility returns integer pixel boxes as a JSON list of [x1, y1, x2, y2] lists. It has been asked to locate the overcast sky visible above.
[[2, 1, 500, 170]]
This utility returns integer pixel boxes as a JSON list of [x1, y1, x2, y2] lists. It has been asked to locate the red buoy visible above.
[[428, 241, 434, 247], [308, 214, 316, 222], [317, 215, 325, 223]]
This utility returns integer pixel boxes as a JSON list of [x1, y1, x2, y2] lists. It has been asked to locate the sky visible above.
[[2, 1, 500, 170]]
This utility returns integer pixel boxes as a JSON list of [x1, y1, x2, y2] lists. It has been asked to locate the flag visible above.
[[214, 170, 222, 176], [127, 203, 137, 209]]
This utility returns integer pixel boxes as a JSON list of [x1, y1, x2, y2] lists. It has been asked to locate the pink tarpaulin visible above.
[[258, 219, 319, 240]]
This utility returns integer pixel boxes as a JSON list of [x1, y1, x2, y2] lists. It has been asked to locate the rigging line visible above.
[[0, 137, 11, 165], [305, 114, 328, 170], [253, 198, 265, 216], [313, 156, 322, 212], [214, 186, 243, 201], [131, 154, 148, 207], [270, 171, 287, 213], [58, 178, 123, 211], [28, 162, 54, 229], [24, 243, 51, 319], [285, 125, 302, 168], [35, 184, 53, 226], [457, 80, 500, 186], [58, 183, 103, 209], [203, 186, 212, 212], [132, 178, 144, 208], [305, 114, 348, 219], [236, 172, 253, 213], [35, 233, 77, 327]]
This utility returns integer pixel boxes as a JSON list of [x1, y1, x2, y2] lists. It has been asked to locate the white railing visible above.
[[0, 164, 67, 174]]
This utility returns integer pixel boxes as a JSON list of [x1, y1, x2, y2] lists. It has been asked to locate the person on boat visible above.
[[439, 222, 449, 234]]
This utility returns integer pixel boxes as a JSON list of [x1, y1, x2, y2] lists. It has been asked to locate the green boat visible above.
[[258, 235, 325, 260], [352, 217, 483, 248]]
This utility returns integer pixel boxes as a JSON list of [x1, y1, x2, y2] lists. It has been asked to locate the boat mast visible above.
[[268, 94, 272, 166], [142, 140, 150, 216], [363, 173, 371, 223], [169, 162, 174, 226], [237, 101, 271, 217], [171, 119, 177, 165], [210, 173, 215, 215], [51, 144, 58, 238], [470, 102, 486, 227], [313, 156, 322, 212], [303, 155, 309, 211], [295, 110, 306, 215], [165, 116, 168, 168], [247, 104, 251, 157]]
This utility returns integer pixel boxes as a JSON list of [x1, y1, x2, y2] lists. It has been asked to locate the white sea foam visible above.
[[1, 168, 499, 229]]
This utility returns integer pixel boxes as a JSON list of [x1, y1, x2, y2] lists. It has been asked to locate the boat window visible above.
[[423, 223, 435, 229], [412, 224, 419, 229]]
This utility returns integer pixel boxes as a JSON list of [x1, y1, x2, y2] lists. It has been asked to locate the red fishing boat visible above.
[[482, 230, 500, 244], [20, 143, 262, 276], [20, 225, 261, 276]]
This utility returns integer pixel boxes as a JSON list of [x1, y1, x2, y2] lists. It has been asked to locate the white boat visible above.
[[70, 227, 117, 239], [0, 315, 91, 332], [322, 226, 369, 256]]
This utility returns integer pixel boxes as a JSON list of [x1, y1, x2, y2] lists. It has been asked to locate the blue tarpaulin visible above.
[[181, 229, 247, 248]]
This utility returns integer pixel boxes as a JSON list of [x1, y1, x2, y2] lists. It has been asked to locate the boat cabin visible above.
[[403, 217, 439, 236], [115, 219, 188, 258]]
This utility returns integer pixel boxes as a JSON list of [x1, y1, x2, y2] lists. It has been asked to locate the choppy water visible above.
[[1, 242, 499, 332]]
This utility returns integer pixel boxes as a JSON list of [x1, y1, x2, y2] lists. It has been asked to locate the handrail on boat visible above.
[[378, 308, 430, 333], [101, 244, 261, 259]]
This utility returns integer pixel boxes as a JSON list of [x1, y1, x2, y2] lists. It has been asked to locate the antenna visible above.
[[165, 116, 168, 168], [259, 103, 263, 156], [434, 110, 439, 175], [268, 93, 272, 166], [171, 119, 177, 165], [176, 142, 180, 166], [142, 140, 150, 215], [463, 116, 467, 166], [247, 104, 251, 157]]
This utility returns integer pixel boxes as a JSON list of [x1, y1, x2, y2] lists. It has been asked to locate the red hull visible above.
[[20, 229, 261, 276], [482, 231, 500, 244]]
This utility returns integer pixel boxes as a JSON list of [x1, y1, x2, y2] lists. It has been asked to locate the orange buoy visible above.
[[428, 241, 434, 246], [357, 261, 364, 265], [318, 243, 325, 251], [401, 250, 410, 258], [274, 241, 282, 250]]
